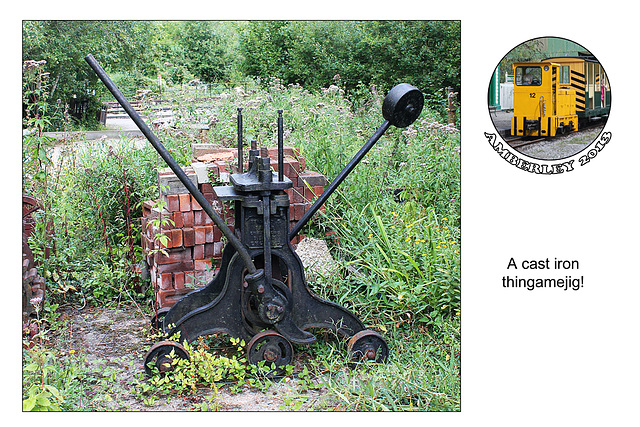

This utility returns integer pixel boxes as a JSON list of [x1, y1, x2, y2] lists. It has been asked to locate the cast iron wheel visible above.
[[382, 83, 424, 128], [246, 330, 293, 376], [347, 330, 389, 364], [150, 307, 171, 330], [144, 340, 189, 377]]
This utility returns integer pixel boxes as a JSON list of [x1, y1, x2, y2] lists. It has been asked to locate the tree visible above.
[[22, 21, 159, 128]]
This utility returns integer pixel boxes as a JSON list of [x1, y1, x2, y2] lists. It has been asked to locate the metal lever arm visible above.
[[84, 54, 262, 280], [288, 120, 390, 239], [288, 83, 423, 240]]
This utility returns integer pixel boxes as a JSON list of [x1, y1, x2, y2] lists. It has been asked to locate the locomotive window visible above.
[[560, 66, 570, 84], [515, 66, 542, 86]]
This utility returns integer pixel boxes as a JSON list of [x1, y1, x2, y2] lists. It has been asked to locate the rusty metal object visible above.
[[22, 195, 46, 318], [85, 54, 422, 375], [143, 340, 190, 376], [347, 329, 389, 364]]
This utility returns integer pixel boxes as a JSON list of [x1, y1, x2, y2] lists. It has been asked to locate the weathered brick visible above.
[[154, 247, 192, 265], [204, 225, 214, 243], [159, 273, 173, 290], [214, 160, 229, 173], [213, 226, 222, 242], [172, 211, 183, 229], [157, 260, 194, 274], [194, 258, 212, 271], [193, 244, 205, 260], [204, 243, 215, 258], [191, 195, 202, 211], [298, 170, 327, 188], [194, 210, 213, 226], [179, 194, 191, 212], [181, 227, 194, 247], [303, 186, 315, 203], [293, 203, 305, 221], [194, 226, 206, 245], [166, 194, 180, 212], [171, 229, 183, 248], [200, 183, 213, 194], [173, 271, 185, 289], [292, 188, 304, 204], [183, 211, 195, 228], [213, 241, 224, 258]]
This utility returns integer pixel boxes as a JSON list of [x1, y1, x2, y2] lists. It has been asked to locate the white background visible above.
[[5, 2, 638, 424]]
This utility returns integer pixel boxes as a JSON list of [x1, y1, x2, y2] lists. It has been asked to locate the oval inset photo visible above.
[[488, 37, 611, 161]]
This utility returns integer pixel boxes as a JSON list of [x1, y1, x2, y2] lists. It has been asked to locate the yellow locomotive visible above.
[[511, 57, 610, 137]]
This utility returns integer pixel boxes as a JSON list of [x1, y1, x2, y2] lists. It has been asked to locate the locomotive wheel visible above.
[[144, 340, 189, 377], [382, 83, 424, 128], [150, 307, 171, 330], [347, 330, 389, 364], [246, 330, 293, 376]]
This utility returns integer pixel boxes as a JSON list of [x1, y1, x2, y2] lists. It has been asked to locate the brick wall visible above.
[[141, 146, 327, 309]]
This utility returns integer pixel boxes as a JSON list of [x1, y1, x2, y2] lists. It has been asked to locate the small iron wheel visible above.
[[347, 330, 389, 364], [150, 307, 171, 330], [246, 331, 293, 376], [144, 340, 189, 377]]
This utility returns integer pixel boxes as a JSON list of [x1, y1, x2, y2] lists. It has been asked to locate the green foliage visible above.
[[239, 21, 461, 96], [135, 336, 276, 407], [22, 21, 160, 129]]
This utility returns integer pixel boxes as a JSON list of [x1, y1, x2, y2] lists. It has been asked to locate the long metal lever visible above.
[[288, 120, 391, 239], [84, 54, 262, 279]]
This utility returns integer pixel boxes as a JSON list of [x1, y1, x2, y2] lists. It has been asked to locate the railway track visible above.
[[505, 120, 606, 149]]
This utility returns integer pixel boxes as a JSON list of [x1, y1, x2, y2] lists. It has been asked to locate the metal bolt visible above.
[[264, 349, 278, 363]]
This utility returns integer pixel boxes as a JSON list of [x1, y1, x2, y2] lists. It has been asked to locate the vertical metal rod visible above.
[[237, 108, 243, 173], [277, 110, 284, 182], [84, 54, 259, 276], [289, 120, 391, 240]]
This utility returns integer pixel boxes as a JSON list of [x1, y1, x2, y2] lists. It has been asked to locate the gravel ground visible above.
[[515, 125, 605, 160], [42, 238, 336, 411]]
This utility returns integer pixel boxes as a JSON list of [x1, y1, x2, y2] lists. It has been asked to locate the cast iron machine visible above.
[[85, 54, 423, 376]]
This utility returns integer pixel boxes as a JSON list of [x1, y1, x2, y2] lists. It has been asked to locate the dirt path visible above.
[[58, 304, 327, 411]]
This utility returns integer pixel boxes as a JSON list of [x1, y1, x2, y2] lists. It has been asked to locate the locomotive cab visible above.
[[511, 62, 578, 138]]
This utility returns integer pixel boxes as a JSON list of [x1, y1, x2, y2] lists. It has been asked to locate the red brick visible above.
[[166, 195, 180, 212], [195, 259, 212, 271], [193, 244, 205, 260], [157, 261, 194, 274], [204, 225, 214, 243], [213, 242, 224, 257], [172, 211, 183, 229], [159, 273, 173, 290], [174, 272, 185, 289], [194, 226, 206, 245], [157, 288, 191, 309], [179, 193, 191, 212], [170, 229, 183, 248], [214, 160, 229, 173], [191, 195, 202, 211], [200, 182, 213, 193], [182, 227, 195, 247], [195, 210, 213, 226], [183, 211, 195, 227], [298, 171, 327, 187], [293, 203, 305, 221], [154, 247, 192, 265], [303, 186, 315, 203], [213, 226, 222, 242], [313, 186, 324, 197], [292, 188, 304, 204], [298, 156, 306, 172], [204, 243, 215, 258]]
